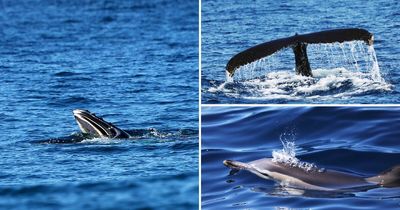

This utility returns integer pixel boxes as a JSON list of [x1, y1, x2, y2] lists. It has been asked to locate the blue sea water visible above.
[[202, 106, 400, 209], [0, 0, 198, 209], [201, 0, 400, 104]]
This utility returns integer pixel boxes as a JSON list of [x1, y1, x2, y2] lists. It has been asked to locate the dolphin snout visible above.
[[223, 160, 250, 170], [223, 160, 235, 167]]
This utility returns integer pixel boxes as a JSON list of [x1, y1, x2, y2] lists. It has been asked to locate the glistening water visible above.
[[201, 0, 400, 104], [0, 0, 198, 209], [202, 107, 400, 209]]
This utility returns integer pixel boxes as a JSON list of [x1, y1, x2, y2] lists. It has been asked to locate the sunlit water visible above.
[[201, 0, 400, 104], [202, 107, 400, 209], [0, 0, 198, 209]]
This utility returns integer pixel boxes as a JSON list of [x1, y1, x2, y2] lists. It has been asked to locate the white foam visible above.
[[148, 128, 172, 138], [80, 137, 121, 144], [272, 133, 318, 172], [211, 68, 392, 101]]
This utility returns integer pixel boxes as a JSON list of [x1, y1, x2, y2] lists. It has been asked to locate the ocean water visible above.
[[201, 0, 400, 104], [0, 0, 198, 209], [202, 107, 400, 209]]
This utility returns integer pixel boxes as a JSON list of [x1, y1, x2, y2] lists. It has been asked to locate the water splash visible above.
[[272, 131, 319, 172], [368, 45, 383, 82], [213, 41, 392, 101], [227, 41, 385, 82], [80, 137, 122, 144], [148, 128, 173, 138]]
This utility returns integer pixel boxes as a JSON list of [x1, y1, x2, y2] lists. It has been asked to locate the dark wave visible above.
[[53, 71, 81, 77]]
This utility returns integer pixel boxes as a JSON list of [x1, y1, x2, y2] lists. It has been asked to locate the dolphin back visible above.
[[367, 165, 400, 187]]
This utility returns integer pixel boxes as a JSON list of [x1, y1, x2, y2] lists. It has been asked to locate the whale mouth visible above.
[[72, 109, 124, 138]]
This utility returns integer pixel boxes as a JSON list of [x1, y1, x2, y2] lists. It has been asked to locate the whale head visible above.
[[72, 109, 130, 139]]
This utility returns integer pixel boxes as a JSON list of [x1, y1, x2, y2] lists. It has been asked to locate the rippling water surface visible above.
[[202, 107, 400, 209], [0, 0, 198, 209], [201, 0, 400, 104]]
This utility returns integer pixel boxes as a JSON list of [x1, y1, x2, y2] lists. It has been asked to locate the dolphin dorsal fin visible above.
[[367, 165, 400, 187]]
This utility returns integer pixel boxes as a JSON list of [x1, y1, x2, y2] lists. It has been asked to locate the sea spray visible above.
[[368, 45, 384, 82], [272, 132, 321, 172], [225, 70, 233, 83], [227, 41, 385, 82], [216, 41, 391, 101]]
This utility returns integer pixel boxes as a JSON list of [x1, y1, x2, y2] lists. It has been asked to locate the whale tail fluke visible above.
[[367, 165, 400, 188], [226, 28, 373, 77]]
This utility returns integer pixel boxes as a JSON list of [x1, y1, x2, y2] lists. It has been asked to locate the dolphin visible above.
[[72, 109, 131, 139], [223, 158, 400, 191]]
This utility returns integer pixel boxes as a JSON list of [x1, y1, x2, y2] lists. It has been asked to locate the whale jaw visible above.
[[72, 109, 130, 139]]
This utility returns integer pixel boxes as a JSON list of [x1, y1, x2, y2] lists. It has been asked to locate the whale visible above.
[[73, 109, 130, 139], [223, 158, 400, 191], [33, 109, 132, 143], [226, 28, 373, 77], [34, 109, 195, 144]]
